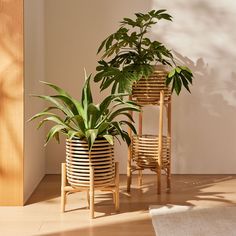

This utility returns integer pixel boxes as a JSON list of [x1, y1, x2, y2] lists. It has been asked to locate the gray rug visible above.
[[149, 205, 236, 236]]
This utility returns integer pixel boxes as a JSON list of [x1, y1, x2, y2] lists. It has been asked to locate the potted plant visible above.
[[29, 74, 139, 217], [94, 9, 194, 99], [94, 9, 194, 194]]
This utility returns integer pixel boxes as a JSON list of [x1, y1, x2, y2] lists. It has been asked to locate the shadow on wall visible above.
[[0, 0, 23, 177], [149, 0, 236, 174], [44, 0, 236, 174], [170, 52, 236, 174]]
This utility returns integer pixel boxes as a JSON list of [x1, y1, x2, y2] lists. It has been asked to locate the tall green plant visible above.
[[29, 75, 140, 150], [94, 9, 193, 95]]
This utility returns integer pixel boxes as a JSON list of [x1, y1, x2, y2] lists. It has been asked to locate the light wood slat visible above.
[[66, 150, 113, 156], [67, 172, 114, 181], [66, 156, 114, 162], [67, 170, 115, 177], [66, 166, 115, 174], [0, 0, 24, 206], [66, 138, 111, 144]]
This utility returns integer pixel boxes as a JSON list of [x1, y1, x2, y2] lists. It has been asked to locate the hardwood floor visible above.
[[0, 174, 236, 235]]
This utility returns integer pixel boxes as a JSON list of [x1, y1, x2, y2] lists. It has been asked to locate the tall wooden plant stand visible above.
[[127, 70, 172, 194], [61, 138, 119, 219]]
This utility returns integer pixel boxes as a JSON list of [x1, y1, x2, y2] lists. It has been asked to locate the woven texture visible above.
[[150, 205, 236, 236], [132, 70, 171, 105], [132, 135, 170, 171]]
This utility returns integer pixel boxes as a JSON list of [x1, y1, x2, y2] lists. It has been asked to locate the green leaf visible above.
[[85, 129, 98, 151], [97, 122, 110, 134], [97, 37, 108, 54], [182, 70, 193, 84], [32, 95, 73, 117], [174, 76, 182, 95], [40, 81, 70, 97], [158, 13, 172, 21], [168, 69, 175, 78], [87, 103, 100, 128], [51, 95, 79, 115], [81, 74, 93, 108], [165, 75, 172, 86], [105, 34, 114, 51], [179, 66, 193, 74], [71, 115, 86, 133], [154, 9, 167, 15], [180, 74, 191, 93], [45, 124, 66, 145], [68, 130, 84, 139], [175, 67, 181, 73], [108, 107, 140, 121], [120, 120, 137, 134], [103, 135, 114, 145], [28, 112, 57, 122]]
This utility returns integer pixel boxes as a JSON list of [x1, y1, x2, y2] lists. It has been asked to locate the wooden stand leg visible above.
[[157, 91, 164, 194], [167, 167, 171, 193], [167, 102, 172, 193], [89, 166, 94, 219], [127, 109, 133, 193], [127, 152, 132, 193], [61, 163, 66, 212], [87, 190, 90, 209], [138, 169, 142, 188], [112, 191, 116, 204], [157, 166, 161, 194], [115, 162, 119, 212]]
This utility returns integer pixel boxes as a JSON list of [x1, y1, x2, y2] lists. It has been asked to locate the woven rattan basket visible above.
[[132, 135, 170, 170], [132, 70, 171, 105], [66, 138, 115, 188]]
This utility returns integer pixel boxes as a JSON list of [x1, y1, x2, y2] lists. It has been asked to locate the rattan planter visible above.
[[62, 137, 119, 218], [65, 138, 115, 187], [127, 67, 172, 194], [132, 135, 170, 170], [132, 69, 171, 105]]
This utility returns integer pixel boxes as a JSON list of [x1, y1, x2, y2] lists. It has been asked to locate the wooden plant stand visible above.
[[61, 138, 119, 219], [127, 69, 172, 194]]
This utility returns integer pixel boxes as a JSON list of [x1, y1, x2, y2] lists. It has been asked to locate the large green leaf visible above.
[[40, 81, 70, 97], [87, 103, 101, 128], [45, 124, 67, 145], [120, 120, 137, 134], [81, 74, 93, 109], [85, 129, 98, 151], [68, 130, 84, 139], [103, 134, 114, 145], [97, 122, 110, 134], [32, 95, 73, 117], [31, 75, 140, 149], [108, 107, 140, 121]]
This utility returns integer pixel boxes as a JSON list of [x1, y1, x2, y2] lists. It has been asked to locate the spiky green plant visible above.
[[94, 9, 193, 95], [29, 75, 140, 150]]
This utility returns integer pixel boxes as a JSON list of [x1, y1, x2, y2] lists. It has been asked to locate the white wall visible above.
[[44, 0, 236, 174], [44, 0, 152, 174], [154, 0, 236, 173], [24, 0, 46, 202]]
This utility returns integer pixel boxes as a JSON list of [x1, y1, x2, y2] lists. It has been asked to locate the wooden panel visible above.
[[0, 0, 24, 205]]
